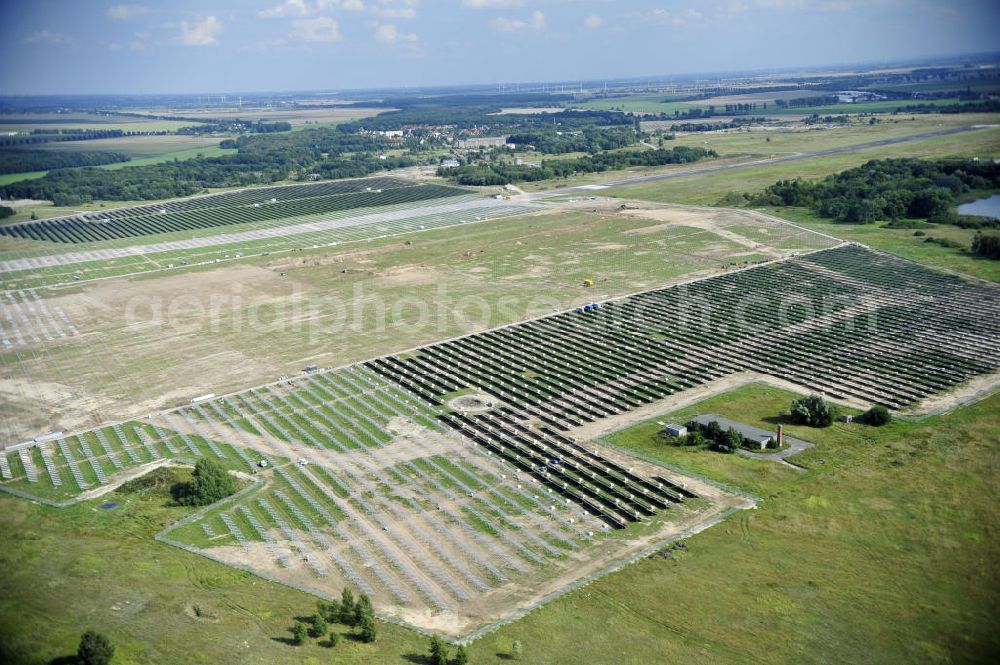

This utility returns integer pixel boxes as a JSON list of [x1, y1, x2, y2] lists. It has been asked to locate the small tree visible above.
[[705, 420, 723, 442], [292, 621, 308, 646], [429, 635, 449, 665], [340, 588, 355, 625], [171, 457, 237, 506], [312, 612, 327, 639], [861, 405, 891, 427], [684, 430, 706, 447], [317, 599, 339, 623], [511, 639, 524, 659], [327, 631, 341, 648], [790, 394, 837, 427], [725, 427, 744, 453], [454, 644, 469, 665], [358, 613, 377, 643], [353, 592, 373, 626], [78, 630, 115, 665]]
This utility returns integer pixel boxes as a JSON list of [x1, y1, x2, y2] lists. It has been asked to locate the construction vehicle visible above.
[[582, 279, 594, 287]]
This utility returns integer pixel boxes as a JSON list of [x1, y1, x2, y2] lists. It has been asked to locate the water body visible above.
[[958, 194, 1000, 220]]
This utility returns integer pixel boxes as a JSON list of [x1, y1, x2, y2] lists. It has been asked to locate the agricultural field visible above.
[[610, 124, 1000, 207], [131, 105, 385, 128], [0, 112, 195, 133], [33, 134, 228, 159]]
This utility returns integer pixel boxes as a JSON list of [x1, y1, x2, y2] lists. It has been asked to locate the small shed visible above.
[[664, 423, 688, 438]]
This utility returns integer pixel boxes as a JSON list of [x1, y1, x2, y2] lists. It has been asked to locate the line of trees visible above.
[[669, 117, 766, 132], [972, 232, 1000, 260], [340, 105, 634, 134], [178, 120, 292, 135], [0, 149, 130, 174], [0, 128, 141, 147], [752, 158, 1000, 225], [441, 146, 717, 186], [774, 95, 839, 108], [505, 126, 638, 154], [0, 127, 416, 204]]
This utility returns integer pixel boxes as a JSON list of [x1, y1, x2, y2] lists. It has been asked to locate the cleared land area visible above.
[[0, 284, 1000, 663], [0, 203, 824, 442], [0, 360, 744, 638], [31, 134, 226, 158], [6, 244, 997, 639], [129, 106, 385, 127]]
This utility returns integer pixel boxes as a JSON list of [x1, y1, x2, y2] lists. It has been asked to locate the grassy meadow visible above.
[[2, 384, 996, 664]]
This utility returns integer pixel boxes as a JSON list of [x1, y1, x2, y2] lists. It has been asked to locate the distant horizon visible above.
[[2, 1, 998, 96], [1, 48, 997, 101]]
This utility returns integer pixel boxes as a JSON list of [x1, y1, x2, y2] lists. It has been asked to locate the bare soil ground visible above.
[[190, 420, 748, 638]]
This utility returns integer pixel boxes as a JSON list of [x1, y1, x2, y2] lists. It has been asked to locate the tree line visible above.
[[440, 146, 717, 186], [0, 127, 415, 205], [752, 158, 1000, 226], [774, 95, 839, 108], [178, 120, 292, 135], [505, 126, 638, 153], [0, 149, 130, 174]]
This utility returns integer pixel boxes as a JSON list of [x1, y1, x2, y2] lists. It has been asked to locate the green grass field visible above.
[[2, 384, 996, 664], [606, 124, 1000, 282], [0, 113, 195, 133], [0, 136, 236, 188], [575, 93, 971, 117], [756, 206, 1000, 283]]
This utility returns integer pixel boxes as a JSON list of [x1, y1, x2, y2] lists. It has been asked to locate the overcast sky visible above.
[[1, 0, 998, 95]]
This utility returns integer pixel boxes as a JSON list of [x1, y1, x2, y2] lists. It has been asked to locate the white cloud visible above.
[[292, 15, 342, 41], [463, 0, 524, 7], [317, 0, 364, 9], [583, 14, 603, 28], [106, 4, 148, 20], [372, 0, 417, 20], [491, 9, 544, 32], [259, 0, 309, 18], [375, 23, 417, 42], [650, 7, 704, 26], [179, 16, 222, 46], [130, 31, 150, 50], [23, 30, 70, 44]]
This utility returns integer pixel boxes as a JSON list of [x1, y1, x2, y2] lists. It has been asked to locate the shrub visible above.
[[170, 457, 238, 506], [429, 635, 449, 665], [790, 394, 838, 427], [861, 405, 891, 426], [78, 630, 114, 665], [311, 612, 327, 638], [291, 621, 308, 645], [358, 613, 377, 643]]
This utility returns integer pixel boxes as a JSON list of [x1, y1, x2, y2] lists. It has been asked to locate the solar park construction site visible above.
[[2, 176, 999, 639]]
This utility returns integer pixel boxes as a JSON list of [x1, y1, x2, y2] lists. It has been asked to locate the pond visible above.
[[957, 193, 1000, 220]]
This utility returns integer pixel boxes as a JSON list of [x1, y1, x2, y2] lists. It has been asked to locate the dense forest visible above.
[[505, 126, 638, 154], [774, 95, 840, 108], [0, 127, 411, 204], [178, 120, 292, 135], [339, 105, 634, 134], [0, 129, 141, 147], [440, 146, 717, 185], [754, 158, 1000, 225], [0, 149, 130, 174]]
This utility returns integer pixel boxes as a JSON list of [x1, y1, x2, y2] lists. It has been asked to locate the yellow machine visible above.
[[583, 279, 594, 287]]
